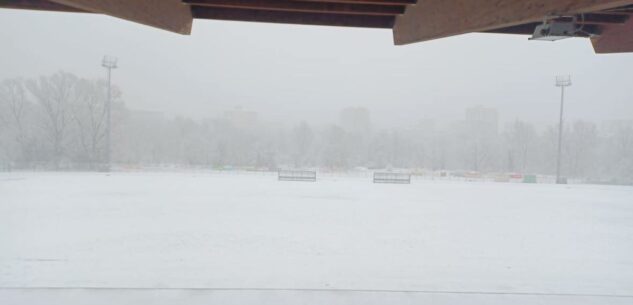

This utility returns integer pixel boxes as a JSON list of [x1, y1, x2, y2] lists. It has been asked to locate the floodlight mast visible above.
[[102, 56, 118, 172], [555, 75, 572, 184]]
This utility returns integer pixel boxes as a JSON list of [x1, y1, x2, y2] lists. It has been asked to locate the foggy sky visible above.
[[1, 9, 632, 128]]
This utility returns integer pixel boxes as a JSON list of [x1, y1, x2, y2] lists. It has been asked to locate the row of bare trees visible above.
[[2, 72, 632, 184], [107, 110, 632, 184], [0, 72, 119, 169]]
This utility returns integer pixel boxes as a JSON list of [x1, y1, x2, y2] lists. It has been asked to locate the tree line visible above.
[[1, 72, 632, 185]]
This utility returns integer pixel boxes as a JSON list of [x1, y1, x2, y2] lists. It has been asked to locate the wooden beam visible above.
[[484, 22, 599, 37], [602, 4, 633, 12], [579, 13, 630, 24], [48, 0, 193, 34], [0, 0, 86, 12], [592, 12, 633, 53], [192, 6, 394, 28], [296, 0, 415, 5], [393, 0, 633, 45], [184, 0, 405, 16]]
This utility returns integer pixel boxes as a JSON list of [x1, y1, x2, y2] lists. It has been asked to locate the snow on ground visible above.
[[1, 171, 632, 304]]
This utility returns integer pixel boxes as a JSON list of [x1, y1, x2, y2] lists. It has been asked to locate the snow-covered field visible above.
[[1, 171, 632, 304]]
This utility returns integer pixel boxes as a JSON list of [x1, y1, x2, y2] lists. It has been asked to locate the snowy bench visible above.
[[373, 172, 411, 184], [278, 170, 317, 182]]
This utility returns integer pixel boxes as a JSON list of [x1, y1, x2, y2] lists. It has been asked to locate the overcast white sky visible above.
[[1, 9, 632, 128]]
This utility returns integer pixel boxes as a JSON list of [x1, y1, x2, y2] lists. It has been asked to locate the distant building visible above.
[[224, 107, 258, 129], [465, 106, 499, 136], [339, 107, 371, 133]]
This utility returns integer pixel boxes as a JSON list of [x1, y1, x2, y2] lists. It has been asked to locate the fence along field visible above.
[[373, 172, 412, 184], [278, 170, 317, 182]]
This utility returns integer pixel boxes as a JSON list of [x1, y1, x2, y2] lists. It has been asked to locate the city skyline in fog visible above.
[[1, 9, 633, 129]]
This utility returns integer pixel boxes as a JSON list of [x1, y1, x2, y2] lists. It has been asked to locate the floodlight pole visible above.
[[555, 76, 571, 184], [102, 56, 118, 172]]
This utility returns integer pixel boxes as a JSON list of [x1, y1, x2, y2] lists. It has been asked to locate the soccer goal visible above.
[[278, 170, 317, 182], [373, 172, 411, 184]]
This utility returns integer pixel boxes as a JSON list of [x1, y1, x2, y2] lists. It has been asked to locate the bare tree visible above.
[[0, 79, 35, 166], [609, 122, 633, 184], [429, 133, 448, 170], [322, 125, 349, 169], [291, 121, 314, 167], [26, 72, 79, 168], [567, 120, 598, 177], [505, 120, 537, 172], [69, 79, 111, 168]]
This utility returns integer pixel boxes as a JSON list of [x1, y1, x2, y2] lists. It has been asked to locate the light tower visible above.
[[102, 56, 118, 172], [555, 75, 571, 184]]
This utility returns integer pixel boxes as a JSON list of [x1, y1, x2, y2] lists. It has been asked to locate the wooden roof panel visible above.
[[1, 0, 633, 53]]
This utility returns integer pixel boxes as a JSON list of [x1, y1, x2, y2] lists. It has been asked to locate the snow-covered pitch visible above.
[[1, 171, 632, 304]]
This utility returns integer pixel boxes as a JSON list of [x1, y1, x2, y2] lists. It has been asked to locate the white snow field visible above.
[[1, 171, 632, 304]]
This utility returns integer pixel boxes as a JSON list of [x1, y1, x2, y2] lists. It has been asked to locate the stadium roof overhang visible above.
[[2, 0, 633, 54]]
